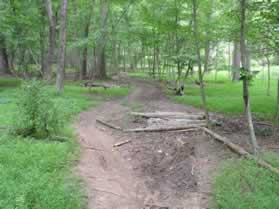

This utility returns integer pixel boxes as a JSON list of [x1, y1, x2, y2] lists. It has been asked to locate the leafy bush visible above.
[[13, 80, 66, 138]]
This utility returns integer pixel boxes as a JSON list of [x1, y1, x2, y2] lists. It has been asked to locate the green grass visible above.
[[173, 69, 279, 120], [0, 78, 130, 209], [213, 158, 279, 209], [128, 67, 279, 120]]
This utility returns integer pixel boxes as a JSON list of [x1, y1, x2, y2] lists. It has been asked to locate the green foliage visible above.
[[239, 67, 255, 85], [212, 157, 279, 209], [13, 80, 66, 138], [0, 134, 84, 209], [0, 77, 131, 209]]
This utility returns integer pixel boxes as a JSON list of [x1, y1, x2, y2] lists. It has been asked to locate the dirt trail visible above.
[[76, 78, 232, 209]]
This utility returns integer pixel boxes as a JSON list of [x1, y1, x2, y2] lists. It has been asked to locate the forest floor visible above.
[[76, 77, 279, 209], [76, 77, 236, 209]]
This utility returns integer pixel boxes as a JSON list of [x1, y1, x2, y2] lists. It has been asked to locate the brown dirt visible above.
[[76, 78, 234, 209]]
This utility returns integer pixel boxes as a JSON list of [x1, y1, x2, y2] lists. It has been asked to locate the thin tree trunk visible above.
[[39, 4, 46, 76], [232, 40, 241, 81], [0, 38, 10, 74], [44, 0, 56, 83], [266, 56, 271, 96], [56, 0, 69, 92], [276, 79, 279, 118], [228, 42, 231, 79], [192, 0, 209, 125], [80, 21, 90, 80], [204, 42, 210, 73], [240, 0, 258, 155]]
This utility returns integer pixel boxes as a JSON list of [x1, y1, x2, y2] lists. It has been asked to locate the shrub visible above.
[[13, 80, 66, 138]]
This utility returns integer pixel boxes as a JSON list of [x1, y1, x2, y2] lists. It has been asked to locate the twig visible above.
[[96, 119, 122, 130], [84, 146, 105, 152], [113, 140, 131, 147], [91, 188, 128, 199]]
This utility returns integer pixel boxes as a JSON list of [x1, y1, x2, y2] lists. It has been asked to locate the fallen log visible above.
[[113, 140, 131, 147], [124, 125, 205, 133], [84, 82, 115, 90], [96, 119, 122, 130], [130, 112, 205, 120], [201, 127, 279, 175]]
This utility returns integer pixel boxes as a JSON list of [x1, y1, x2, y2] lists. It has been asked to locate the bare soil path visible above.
[[76, 78, 232, 209]]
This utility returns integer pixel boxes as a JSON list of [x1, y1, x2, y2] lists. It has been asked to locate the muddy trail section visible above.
[[76, 78, 233, 209]]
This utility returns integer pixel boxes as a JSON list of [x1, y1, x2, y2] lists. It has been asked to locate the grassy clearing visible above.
[[212, 158, 279, 209], [128, 67, 279, 121], [0, 78, 130, 209]]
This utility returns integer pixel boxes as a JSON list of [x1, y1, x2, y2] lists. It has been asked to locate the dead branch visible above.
[[96, 119, 122, 130], [124, 125, 205, 133], [130, 112, 205, 120], [169, 128, 200, 133], [113, 140, 131, 147], [201, 127, 279, 175]]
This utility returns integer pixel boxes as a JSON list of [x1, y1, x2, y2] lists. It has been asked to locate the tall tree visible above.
[[192, 0, 209, 125], [44, 0, 56, 82], [95, 0, 109, 79], [240, 0, 258, 154], [56, 0, 69, 92]]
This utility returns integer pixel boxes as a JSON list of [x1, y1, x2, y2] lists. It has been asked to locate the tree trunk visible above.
[[111, 25, 118, 75], [80, 21, 90, 80], [232, 40, 241, 81], [44, 0, 56, 83], [95, 0, 109, 79], [0, 38, 10, 74], [266, 56, 271, 96], [204, 42, 210, 73], [240, 0, 258, 155], [192, 0, 209, 125], [277, 79, 279, 118], [228, 42, 231, 79], [56, 0, 69, 92]]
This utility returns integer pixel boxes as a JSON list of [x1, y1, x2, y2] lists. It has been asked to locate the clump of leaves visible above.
[[12, 80, 66, 138], [239, 67, 255, 85]]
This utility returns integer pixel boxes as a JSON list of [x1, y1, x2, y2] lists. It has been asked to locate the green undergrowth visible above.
[[0, 77, 130, 209], [212, 155, 279, 209]]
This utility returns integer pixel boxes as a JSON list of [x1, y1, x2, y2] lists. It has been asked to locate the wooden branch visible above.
[[201, 127, 279, 175], [113, 140, 131, 147], [84, 82, 116, 89], [130, 112, 205, 120], [96, 119, 122, 130], [124, 125, 204, 133], [168, 128, 200, 133]]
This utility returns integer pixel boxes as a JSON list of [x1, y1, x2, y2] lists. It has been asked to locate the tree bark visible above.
[[240, 0, 258, 155], [56, 0, 69, 92], [44, 0, 56, 83], [232, 40, 241, 81], [80, 21, 90, 80], [204, 42, 210, 73], [192, 0, 210, 125], [95, 0, 109, 79], [0, 38, 10, 74], [266, 56, 271, 96]]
